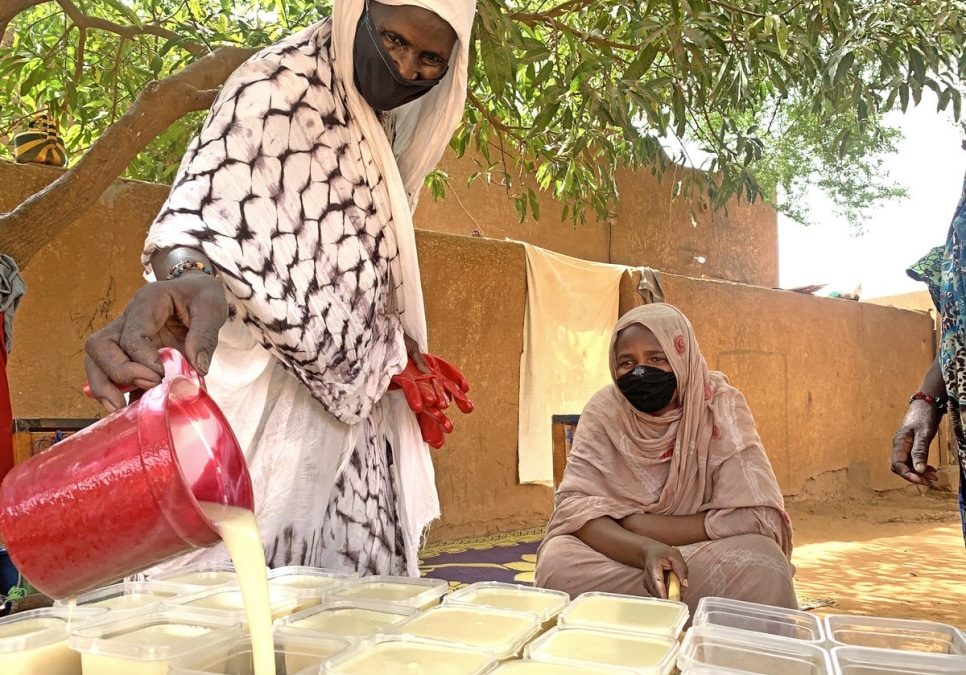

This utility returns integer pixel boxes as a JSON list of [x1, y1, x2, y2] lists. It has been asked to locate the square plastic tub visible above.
[[166, 585, 301, 623], [330, 575, 447, 609], [320, 635, 496, 674], [492, 659, 630, 673], [399, 604, 542, 659], [170, 630, 350, 675], [274, 600, 418, 641], [693, 597, 824, 643], [525, 626, 679, 674], [267, 567, 355, 613], [150, 562, 239, 589], [824, 615, 966, 655], [444, 582, 570, 625], [0, 606, 106, 675], [678, 625, 832, 675], [831, 645, 966, 674], [68, 607, 241, 675], [557, 592, 689, 638], [54, 581, 184, 613]]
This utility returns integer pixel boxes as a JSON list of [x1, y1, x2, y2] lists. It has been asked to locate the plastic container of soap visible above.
[[320, 635, 496, 675], [330, 575, 447, 609], [267, 567, 354, 612], [275, 600, 419, 641], [824, 615, 966, 655], [54, 581, 186, 614], [151, 561, 239, 589], [526, 626, 679, 674], [0, 606, 106, 675], [492, 659, 629, 673], [170, 630, 350, 675], [167, 585, 300, 622], [557, 592, 689, 638], [444, 582, 570, 624], [678, 625, 832, 675], [400, 604, 542, 659], [830, 645, 966, 674], [693, 597, 824, 643], [68, 607, 240, 675]]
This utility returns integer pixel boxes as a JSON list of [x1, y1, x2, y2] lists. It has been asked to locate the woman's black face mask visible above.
[[353, 10, 447, 111], [616, 365, 677, 413]]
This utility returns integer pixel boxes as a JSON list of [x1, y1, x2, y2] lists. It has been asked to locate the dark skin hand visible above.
[[610, 324, 711, 547], [368, 1, 457, 81], [890, 355, 944, 486]]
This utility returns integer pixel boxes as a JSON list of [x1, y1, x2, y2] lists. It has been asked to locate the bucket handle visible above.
[[82, 347, 205, 399]]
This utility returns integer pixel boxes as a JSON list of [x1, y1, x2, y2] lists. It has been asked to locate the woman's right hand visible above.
[[639, 537, 688, 599], [84, 274, 228, 411], [890, 399, 941, 486]]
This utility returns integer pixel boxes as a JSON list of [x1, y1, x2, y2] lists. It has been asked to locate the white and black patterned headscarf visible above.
[[144, 0, 477, 425]]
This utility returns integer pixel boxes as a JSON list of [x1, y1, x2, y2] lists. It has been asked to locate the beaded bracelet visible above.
[[166, 259, 213, 281], [909, 391, 947, 411]]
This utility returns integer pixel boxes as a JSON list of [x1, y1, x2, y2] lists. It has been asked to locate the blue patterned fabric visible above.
[[907, 172, 966, 545]]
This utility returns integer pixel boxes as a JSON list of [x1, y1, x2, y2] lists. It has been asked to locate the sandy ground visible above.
[[788, 490, 964, 626]]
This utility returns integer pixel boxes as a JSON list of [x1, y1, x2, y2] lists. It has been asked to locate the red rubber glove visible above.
[[417, 406, 454, 449], [423, 354, 474, 414], [389, 359, 441, 413]]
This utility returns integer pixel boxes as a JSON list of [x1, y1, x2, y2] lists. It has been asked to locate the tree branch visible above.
[[55, 0, 206, 56], [0, 0, 48, 38], [512, 0, 597, 22], [0, 45, 259, 268]]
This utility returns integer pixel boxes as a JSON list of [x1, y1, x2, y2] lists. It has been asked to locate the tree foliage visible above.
[[1, 0, 965, 232]]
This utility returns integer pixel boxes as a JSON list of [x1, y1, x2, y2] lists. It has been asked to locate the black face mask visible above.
[[352, 10, 447, 111], [616, 365, 677, 414]]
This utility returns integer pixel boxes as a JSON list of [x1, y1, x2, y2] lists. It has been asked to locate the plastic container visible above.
[[68, 607, 240, 675], [151, 561, 239, 589], [400, 604, 542, 659], [275, 600, 418, 641], [824, 615, 966, 655], [170, 630, 350, 675], [330, 575, 447, 609], [491, 659, 628, 673], [693, 597, 824, 643], [267, 567, 354, 612], [320, 635, 496, 674], [0, 606, 106, 675], [831, 645, 966, 674], [0, 348, 253, 598], [526, 626, 679, 674], [557, 592, 689, 638], [53, 581, 183, 613], [168, 585, 300, 622], [678, 625, 832, 675], [444, 582, 570, 625]]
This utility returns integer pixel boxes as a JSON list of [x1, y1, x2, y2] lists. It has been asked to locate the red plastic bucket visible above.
[[0, 349, 253, 598]]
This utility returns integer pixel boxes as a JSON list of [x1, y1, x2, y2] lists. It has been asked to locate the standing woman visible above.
[[83, 0, 477, 576]]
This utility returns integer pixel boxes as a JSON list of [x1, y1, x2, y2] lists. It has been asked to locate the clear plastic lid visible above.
[[53, 581, 183, 613], [444, 582, 570, 622], [0, 607, 107, 653], [525, 626, 679, 674], [68, 607, 240, 661], [492, 659, 630, 673], [399, 604, 542, 659], [330, 575, 448, 609], [693, 597, 824, 643], [678, 625, 832, 675], [824, 615, 966, 655], [320, 635, 496, 675], [165, 585, 300, 622], [150, 562, 239, 589], [557, 592, 689, 638], [831, 645, 966, 674], [267, 567, 355, 610], [169, 630, 350, 675], [275, 600, 419, 640]]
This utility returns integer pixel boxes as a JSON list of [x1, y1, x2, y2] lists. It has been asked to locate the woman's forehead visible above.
[[615, 323, 664, 352]]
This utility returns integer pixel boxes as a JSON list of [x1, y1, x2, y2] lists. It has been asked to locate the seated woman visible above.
[[535, 303, 796, 613]]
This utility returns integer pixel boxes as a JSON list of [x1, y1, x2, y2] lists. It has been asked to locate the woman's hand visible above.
[[84, 274, 228, 411], [890, 399, 941, 486], [639, 538, 689, 599]]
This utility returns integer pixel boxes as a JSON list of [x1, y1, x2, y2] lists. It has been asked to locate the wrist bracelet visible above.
[[166, 259, 213, 280], [909, 391, 947, 410]]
